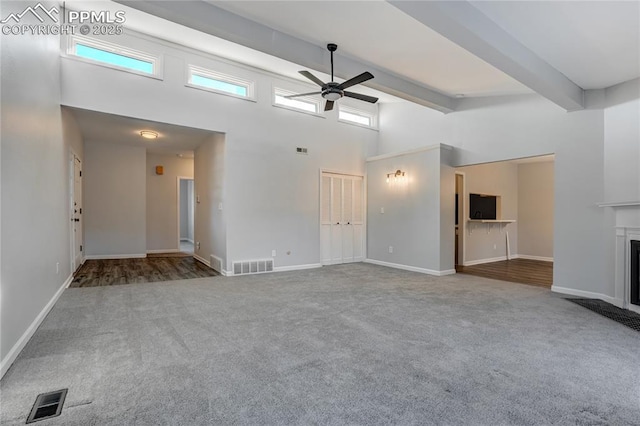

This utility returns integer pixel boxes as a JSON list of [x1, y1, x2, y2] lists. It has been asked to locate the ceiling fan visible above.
[[285, 43, 378, 111]]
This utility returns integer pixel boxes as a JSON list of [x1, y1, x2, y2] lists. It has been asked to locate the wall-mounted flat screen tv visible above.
[[469, 193, 497, 220]]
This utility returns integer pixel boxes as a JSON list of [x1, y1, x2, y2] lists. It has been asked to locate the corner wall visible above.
[[366, 145, 452, 275], [1, 1, 72, 376], [378, 93, 608, 297], [194, 134, 226, 270]]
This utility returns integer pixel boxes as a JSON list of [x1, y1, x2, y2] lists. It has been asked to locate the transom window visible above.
[[67, 35, 160, 77], [274, 88, 322, 115], [187, 65, 255, 100], [338, 105, 377, 128]]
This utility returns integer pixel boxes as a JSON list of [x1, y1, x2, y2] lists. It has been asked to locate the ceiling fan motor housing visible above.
[[323, 82, 343, 101]]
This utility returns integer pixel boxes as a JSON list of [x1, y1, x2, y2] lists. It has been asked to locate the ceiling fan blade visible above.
[[299, 70, 326, 87], [337, 71, 374, 90], [344, 91, 379, 103], [284, 92, 321, 99], [324, 100, 335, 111]]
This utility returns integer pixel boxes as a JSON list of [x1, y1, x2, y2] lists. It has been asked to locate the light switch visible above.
[[380, 207, 384, 214]]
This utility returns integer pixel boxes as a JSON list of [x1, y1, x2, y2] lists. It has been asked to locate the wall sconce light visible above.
[[155, 165, 164, 175], [386, 169, 405, 183], [140, 130, 158, 139]]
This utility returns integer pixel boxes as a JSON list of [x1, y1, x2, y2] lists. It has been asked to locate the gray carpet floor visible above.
[[1, 263, 639, 425]]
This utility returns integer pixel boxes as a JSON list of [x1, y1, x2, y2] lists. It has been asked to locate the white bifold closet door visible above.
[[321, 173, 364, 265]]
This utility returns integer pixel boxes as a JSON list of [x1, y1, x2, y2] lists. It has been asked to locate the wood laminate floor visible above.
[[71, 256, 219, 287], [456, 258, 553, 288]]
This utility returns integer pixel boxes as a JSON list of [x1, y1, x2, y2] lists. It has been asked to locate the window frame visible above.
[[186, 65, 256, 101], [338, 105, 378, 130], [66, 35, 162, 79], [273, 87, 324, 118]]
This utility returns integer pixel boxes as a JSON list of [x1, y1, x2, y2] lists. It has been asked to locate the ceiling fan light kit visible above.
[[285, 43, 378, 111]]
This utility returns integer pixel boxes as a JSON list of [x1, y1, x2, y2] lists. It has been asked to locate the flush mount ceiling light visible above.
[[140, 130, 158, 139]]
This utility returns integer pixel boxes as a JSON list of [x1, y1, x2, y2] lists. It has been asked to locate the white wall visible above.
[[456, 161, 519, 264], [146, 153, 194, 251], [518, 161, 554, 259], [604, 78, 640, 203], [366, 146, 449, 274], [379, 92, 609, 296], [187, 180, 194, 242], [194, 134, 226, 268], [0, 1, 72, 375], [84, 141, 146, 257], [60, 30, 377, 272], [180, 180, 189, 239]]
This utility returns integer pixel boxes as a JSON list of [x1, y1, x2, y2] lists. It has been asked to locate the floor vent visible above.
[[567, 298, 640, 332], [232, 259, 274, 275], [27, 389, 67, 423], [210, 255, 222, 273]]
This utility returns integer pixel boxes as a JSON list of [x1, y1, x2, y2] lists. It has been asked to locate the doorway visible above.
[[70, 152, 83, 272], [178, 177, 195, 254], [455, 172, 465, 267]]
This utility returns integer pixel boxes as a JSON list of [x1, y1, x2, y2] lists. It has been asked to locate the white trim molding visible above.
[[365, 259, 455, 276], [1, 274, 74, 379], [517, 254, 554, 262], [273, 263, 322, 273], [84, 254, 147, 260], [366, 143, 453, 163], [463, 255, 516, 266], [551, 286, 622, 308]]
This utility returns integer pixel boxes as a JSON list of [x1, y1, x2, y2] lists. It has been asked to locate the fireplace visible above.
[[632, 241, 640, 306]]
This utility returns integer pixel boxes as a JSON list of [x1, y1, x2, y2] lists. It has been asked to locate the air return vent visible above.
[[232, 259, 273, 275], [210, 255, 222, 274], [27, 389, 67, 423]]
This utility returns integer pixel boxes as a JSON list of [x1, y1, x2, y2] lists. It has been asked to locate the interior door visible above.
[[72, 155, 83, 271], [330, 176, 343, 263], [320, 172, 364, 265]]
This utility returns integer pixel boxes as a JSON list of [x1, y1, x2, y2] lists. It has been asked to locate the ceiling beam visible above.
[[389, 0, 585, 111], [116, 0, 454, 113]]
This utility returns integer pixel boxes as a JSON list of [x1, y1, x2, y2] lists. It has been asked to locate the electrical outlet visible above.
[[196, 242, 201, 251], [272, 250, 276, 257], [389, 246, 393, 253], [196, 195, 200, 203], [218, 203, 223, 211], [380, 207, 384, 214]]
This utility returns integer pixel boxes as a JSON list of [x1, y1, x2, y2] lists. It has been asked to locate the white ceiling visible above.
[[66, 107, 215, 157], [211, 0, 532, 98], [471, 1, 640, 90]]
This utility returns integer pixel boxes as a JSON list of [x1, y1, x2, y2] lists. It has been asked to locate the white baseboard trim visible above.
[[365, 259, 453, 276], [193, 254, 210, 267], [551, 286, 621, 307], [84, 254, 147, 260], [463, 255, 513, 266], [518, 254, 554, 262], [273, 263, 322, 273], [1, 274, 73, 379], [146, 249, 179, 254]]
